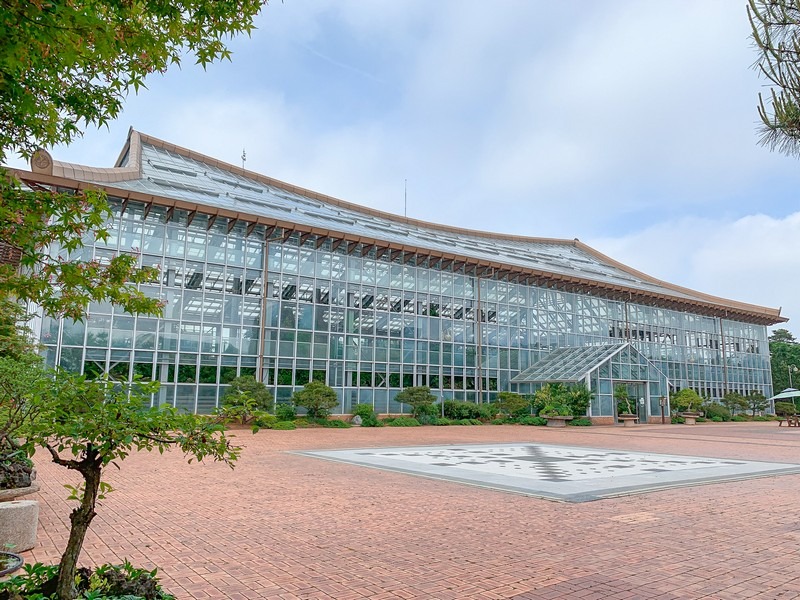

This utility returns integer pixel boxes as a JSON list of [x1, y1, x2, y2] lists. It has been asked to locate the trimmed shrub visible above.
[[305, 418, 350, 428], [351, 403, 381, 427], [271, 421, 296, 430], [490, 417, 510, 425], [568, 417, 592, 426], [415, 403, 440, 419], [732, 415, 748, 422], [696, 417, 707, 423], [703, 403, 731, 421], [275, 403, 296, 422], [351, 403, 376, 418], [443, 400, 495, 420], [442, 400, 480, 420], [711, 416, 723, 422], [386, 416, 420, 427], [493, 392, 529, 418], [433, 417, 452, 426], [518, 416, 548, 426], [252, 413, 277, 428], [476, 403, 498, 420]]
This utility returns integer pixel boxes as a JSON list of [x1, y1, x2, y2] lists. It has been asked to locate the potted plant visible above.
[[614, 384, 638, 426], [0, 550, 24, 577], [671, 388, 704, 425], [539, 403, 573, 427]]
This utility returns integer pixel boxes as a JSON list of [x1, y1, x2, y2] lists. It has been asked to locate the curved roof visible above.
[[16, 128, 786, 325]]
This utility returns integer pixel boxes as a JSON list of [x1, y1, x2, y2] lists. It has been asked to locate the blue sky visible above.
[[8, 1, 800, 336]]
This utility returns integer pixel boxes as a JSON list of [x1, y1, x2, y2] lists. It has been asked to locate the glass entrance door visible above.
[[614, 381, 648, 423], [626, 382, 647, 423]]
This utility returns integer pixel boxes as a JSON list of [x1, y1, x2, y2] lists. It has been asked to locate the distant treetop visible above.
[[770, 328, 797, 344]]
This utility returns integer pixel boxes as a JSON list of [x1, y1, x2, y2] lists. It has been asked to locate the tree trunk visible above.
[[55, 457, 101, 600]]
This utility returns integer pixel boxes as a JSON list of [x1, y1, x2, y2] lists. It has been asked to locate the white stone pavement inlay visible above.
[[297, 443, 800, 502]]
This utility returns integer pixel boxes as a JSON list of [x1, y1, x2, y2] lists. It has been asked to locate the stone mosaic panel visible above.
[[297, 443, 800, 502]]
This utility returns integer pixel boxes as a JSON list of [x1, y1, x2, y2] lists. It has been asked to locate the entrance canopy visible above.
[[511, 343, 628, 384], [510, 343, 670, 421]]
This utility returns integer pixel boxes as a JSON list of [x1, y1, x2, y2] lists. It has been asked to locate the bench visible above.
[[779, 415, 800, 427]]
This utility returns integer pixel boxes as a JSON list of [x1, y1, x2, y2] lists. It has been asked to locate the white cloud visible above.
[[589, 211, 800, 336]]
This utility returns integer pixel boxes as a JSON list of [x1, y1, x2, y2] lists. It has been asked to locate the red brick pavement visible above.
[[21, 422, 800, 599]]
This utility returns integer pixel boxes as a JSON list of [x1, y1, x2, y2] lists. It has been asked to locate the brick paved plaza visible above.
[[23, 423, 800, 599]]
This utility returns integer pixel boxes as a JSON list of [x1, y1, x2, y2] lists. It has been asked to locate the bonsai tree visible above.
[[223, 375, 273, 411], [614, 384, 635, 415], [746, 391, 769, 417], [21, 372, 240, 600], [291, 381, 339, 419], [540, 402, 572, 417], [671, 388, 704, 414], [494, 392, 528, 418], [721, 391, 748, 417], [533, 384, 570, 415], [395, 386, 437, 419], [775, 401, 796, 417], [217, 376, 274, 425]]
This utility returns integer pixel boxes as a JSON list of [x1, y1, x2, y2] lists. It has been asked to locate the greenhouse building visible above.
[[12, 130, 787, 423]]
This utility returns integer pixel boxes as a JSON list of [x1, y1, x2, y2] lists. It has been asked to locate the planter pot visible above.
[[542, 415, 573, 428], [0, 500, 38, 551], [0, 481, 39, 503], [681, 412, 700, 425], [0, 551, 23, 578], [618, 414, 638, 427]]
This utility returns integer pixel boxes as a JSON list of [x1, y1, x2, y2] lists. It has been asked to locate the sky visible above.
[[7, 1, 800, 336]]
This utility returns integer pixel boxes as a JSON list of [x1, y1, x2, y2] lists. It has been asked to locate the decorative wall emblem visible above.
[[31, 149, 53, 174]]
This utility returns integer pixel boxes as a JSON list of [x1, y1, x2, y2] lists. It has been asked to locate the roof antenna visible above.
[[241, 148, 246, 170], [404, 178, 407, 217]]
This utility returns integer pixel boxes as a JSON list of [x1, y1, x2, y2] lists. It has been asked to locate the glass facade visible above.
[[39, 196, 775, 417]]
